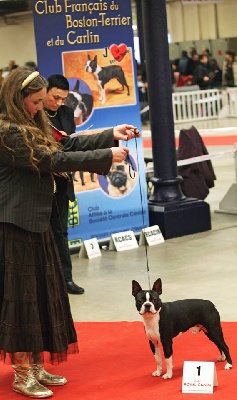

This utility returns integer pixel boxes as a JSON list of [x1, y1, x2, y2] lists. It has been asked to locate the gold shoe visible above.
[[33, 364, 67, 386], [12, 365, 53, 398]]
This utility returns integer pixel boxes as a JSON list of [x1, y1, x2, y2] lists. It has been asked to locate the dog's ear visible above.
[[88, 54, 91, 60], [74, 80, 80, 92], [94, 55, 97, 62], [152, 278, 162, 295], [132, 280, 142, 297]]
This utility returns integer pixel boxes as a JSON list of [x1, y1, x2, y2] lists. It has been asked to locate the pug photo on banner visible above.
[[98, 155, 137, 198]]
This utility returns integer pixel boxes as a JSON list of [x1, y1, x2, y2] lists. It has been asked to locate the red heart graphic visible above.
[[110, 43, 127, 62]]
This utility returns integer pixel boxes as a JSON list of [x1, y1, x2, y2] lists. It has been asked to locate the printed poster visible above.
[[32, 0, 149, 245]]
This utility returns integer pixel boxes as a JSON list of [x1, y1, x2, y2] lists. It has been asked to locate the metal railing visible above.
[[141, 87, 237, 123], [172, 89, 222, 123]]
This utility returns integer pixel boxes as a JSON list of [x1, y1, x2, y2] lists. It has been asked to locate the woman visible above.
[[223, 50, 237, 87], [0, 67, 139, 398]]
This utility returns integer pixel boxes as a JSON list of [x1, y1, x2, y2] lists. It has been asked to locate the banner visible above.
[[32, 0, 149, 245]]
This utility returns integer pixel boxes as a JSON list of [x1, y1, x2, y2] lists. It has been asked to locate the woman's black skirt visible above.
[[0, 222, 78, 365]]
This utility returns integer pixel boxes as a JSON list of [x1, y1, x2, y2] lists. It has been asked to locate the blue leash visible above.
[[125, 137, 151, 289]]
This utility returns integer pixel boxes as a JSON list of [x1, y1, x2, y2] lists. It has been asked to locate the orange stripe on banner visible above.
[[143, 135, 237, 148]]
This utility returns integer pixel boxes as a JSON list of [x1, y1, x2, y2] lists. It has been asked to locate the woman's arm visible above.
[[60, 125, 139, 152], [0, 132, 113, 175], [60, 128, 115, 152], [0, 129, 128, 175]]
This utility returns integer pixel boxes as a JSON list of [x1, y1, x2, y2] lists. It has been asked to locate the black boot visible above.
[[66, 280, 85, 295]]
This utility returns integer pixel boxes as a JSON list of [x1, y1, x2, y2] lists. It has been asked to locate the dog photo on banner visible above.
[[62, 47, 135, 109]]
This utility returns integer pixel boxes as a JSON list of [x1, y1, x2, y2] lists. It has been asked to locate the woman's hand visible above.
[[113, 124, 140, 141], [110, 146, 129, 163]]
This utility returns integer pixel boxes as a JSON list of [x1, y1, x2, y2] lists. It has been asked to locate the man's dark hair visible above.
[[47, 74, 69, 92], [199, 54, 207, 62], [181, 50, 188, 58], [190, 49, 197, 57]]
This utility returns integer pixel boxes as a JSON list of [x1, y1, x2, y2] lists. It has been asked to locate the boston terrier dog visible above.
[[64, 79, 93, 125], [85, 54, 130, 104], [132, 278, 232, 379]]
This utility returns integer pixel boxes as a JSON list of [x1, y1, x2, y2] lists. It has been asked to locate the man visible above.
[[192, 54, 213, 90], [185, 50, 199, 77], [178, 50, 189, 77], [43, 74, 85, 294]]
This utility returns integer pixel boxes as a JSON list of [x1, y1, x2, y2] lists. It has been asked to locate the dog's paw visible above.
[[224, 363, 232, 370], [162, 372, 172, 379], [152, 369, 162, 377]]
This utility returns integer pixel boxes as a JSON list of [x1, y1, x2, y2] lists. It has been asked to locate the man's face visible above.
[[43, 87, 69, 111]]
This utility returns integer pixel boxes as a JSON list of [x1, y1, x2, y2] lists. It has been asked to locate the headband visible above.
[[21, 71, 40, 90]]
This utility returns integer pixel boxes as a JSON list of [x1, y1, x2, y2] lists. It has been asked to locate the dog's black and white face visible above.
[[132, 279, 162, 315], [64, 91, 87, 119], [85, 55, 97, 73]]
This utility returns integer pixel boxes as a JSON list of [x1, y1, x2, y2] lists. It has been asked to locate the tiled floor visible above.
[[69, 118, 237, 324]]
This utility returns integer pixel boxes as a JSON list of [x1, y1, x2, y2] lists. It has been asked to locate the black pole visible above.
[[136, 0, 146, 67], [141, 0, 183, 201], [141, 0, 211, 239]]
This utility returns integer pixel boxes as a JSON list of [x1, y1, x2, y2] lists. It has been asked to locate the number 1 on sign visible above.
[[182, 361, 218, 394]]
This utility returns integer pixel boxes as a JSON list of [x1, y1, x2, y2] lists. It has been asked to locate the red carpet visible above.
[[0, 321, 236, 399], [143, 135, 237, 148]]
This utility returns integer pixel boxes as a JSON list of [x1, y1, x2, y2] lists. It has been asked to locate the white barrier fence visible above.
[[141, 88, 237, 123], [221, 88, 237, 118], [172, 89, 222, 123]]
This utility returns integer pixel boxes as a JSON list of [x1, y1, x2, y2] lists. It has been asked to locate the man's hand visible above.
[[113, 124, 140, 141]]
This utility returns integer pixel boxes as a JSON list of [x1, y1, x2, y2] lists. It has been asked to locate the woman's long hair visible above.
[[0, 67, 62, 171]]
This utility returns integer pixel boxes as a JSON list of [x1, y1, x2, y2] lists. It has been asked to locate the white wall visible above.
[[0, 19, 37, 69], [199, 5, 216, 40], [217, 0, 237, 38], [167, 0, 237, 42], [166, 2, 184, 43]]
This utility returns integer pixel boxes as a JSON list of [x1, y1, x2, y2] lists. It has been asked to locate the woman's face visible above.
[[23, 88, 47, 118], [43, 87, 69, 112], [225, 54, 233, 63]]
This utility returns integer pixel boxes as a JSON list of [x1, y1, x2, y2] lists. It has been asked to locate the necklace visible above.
[[45, 109, 58, 118]]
